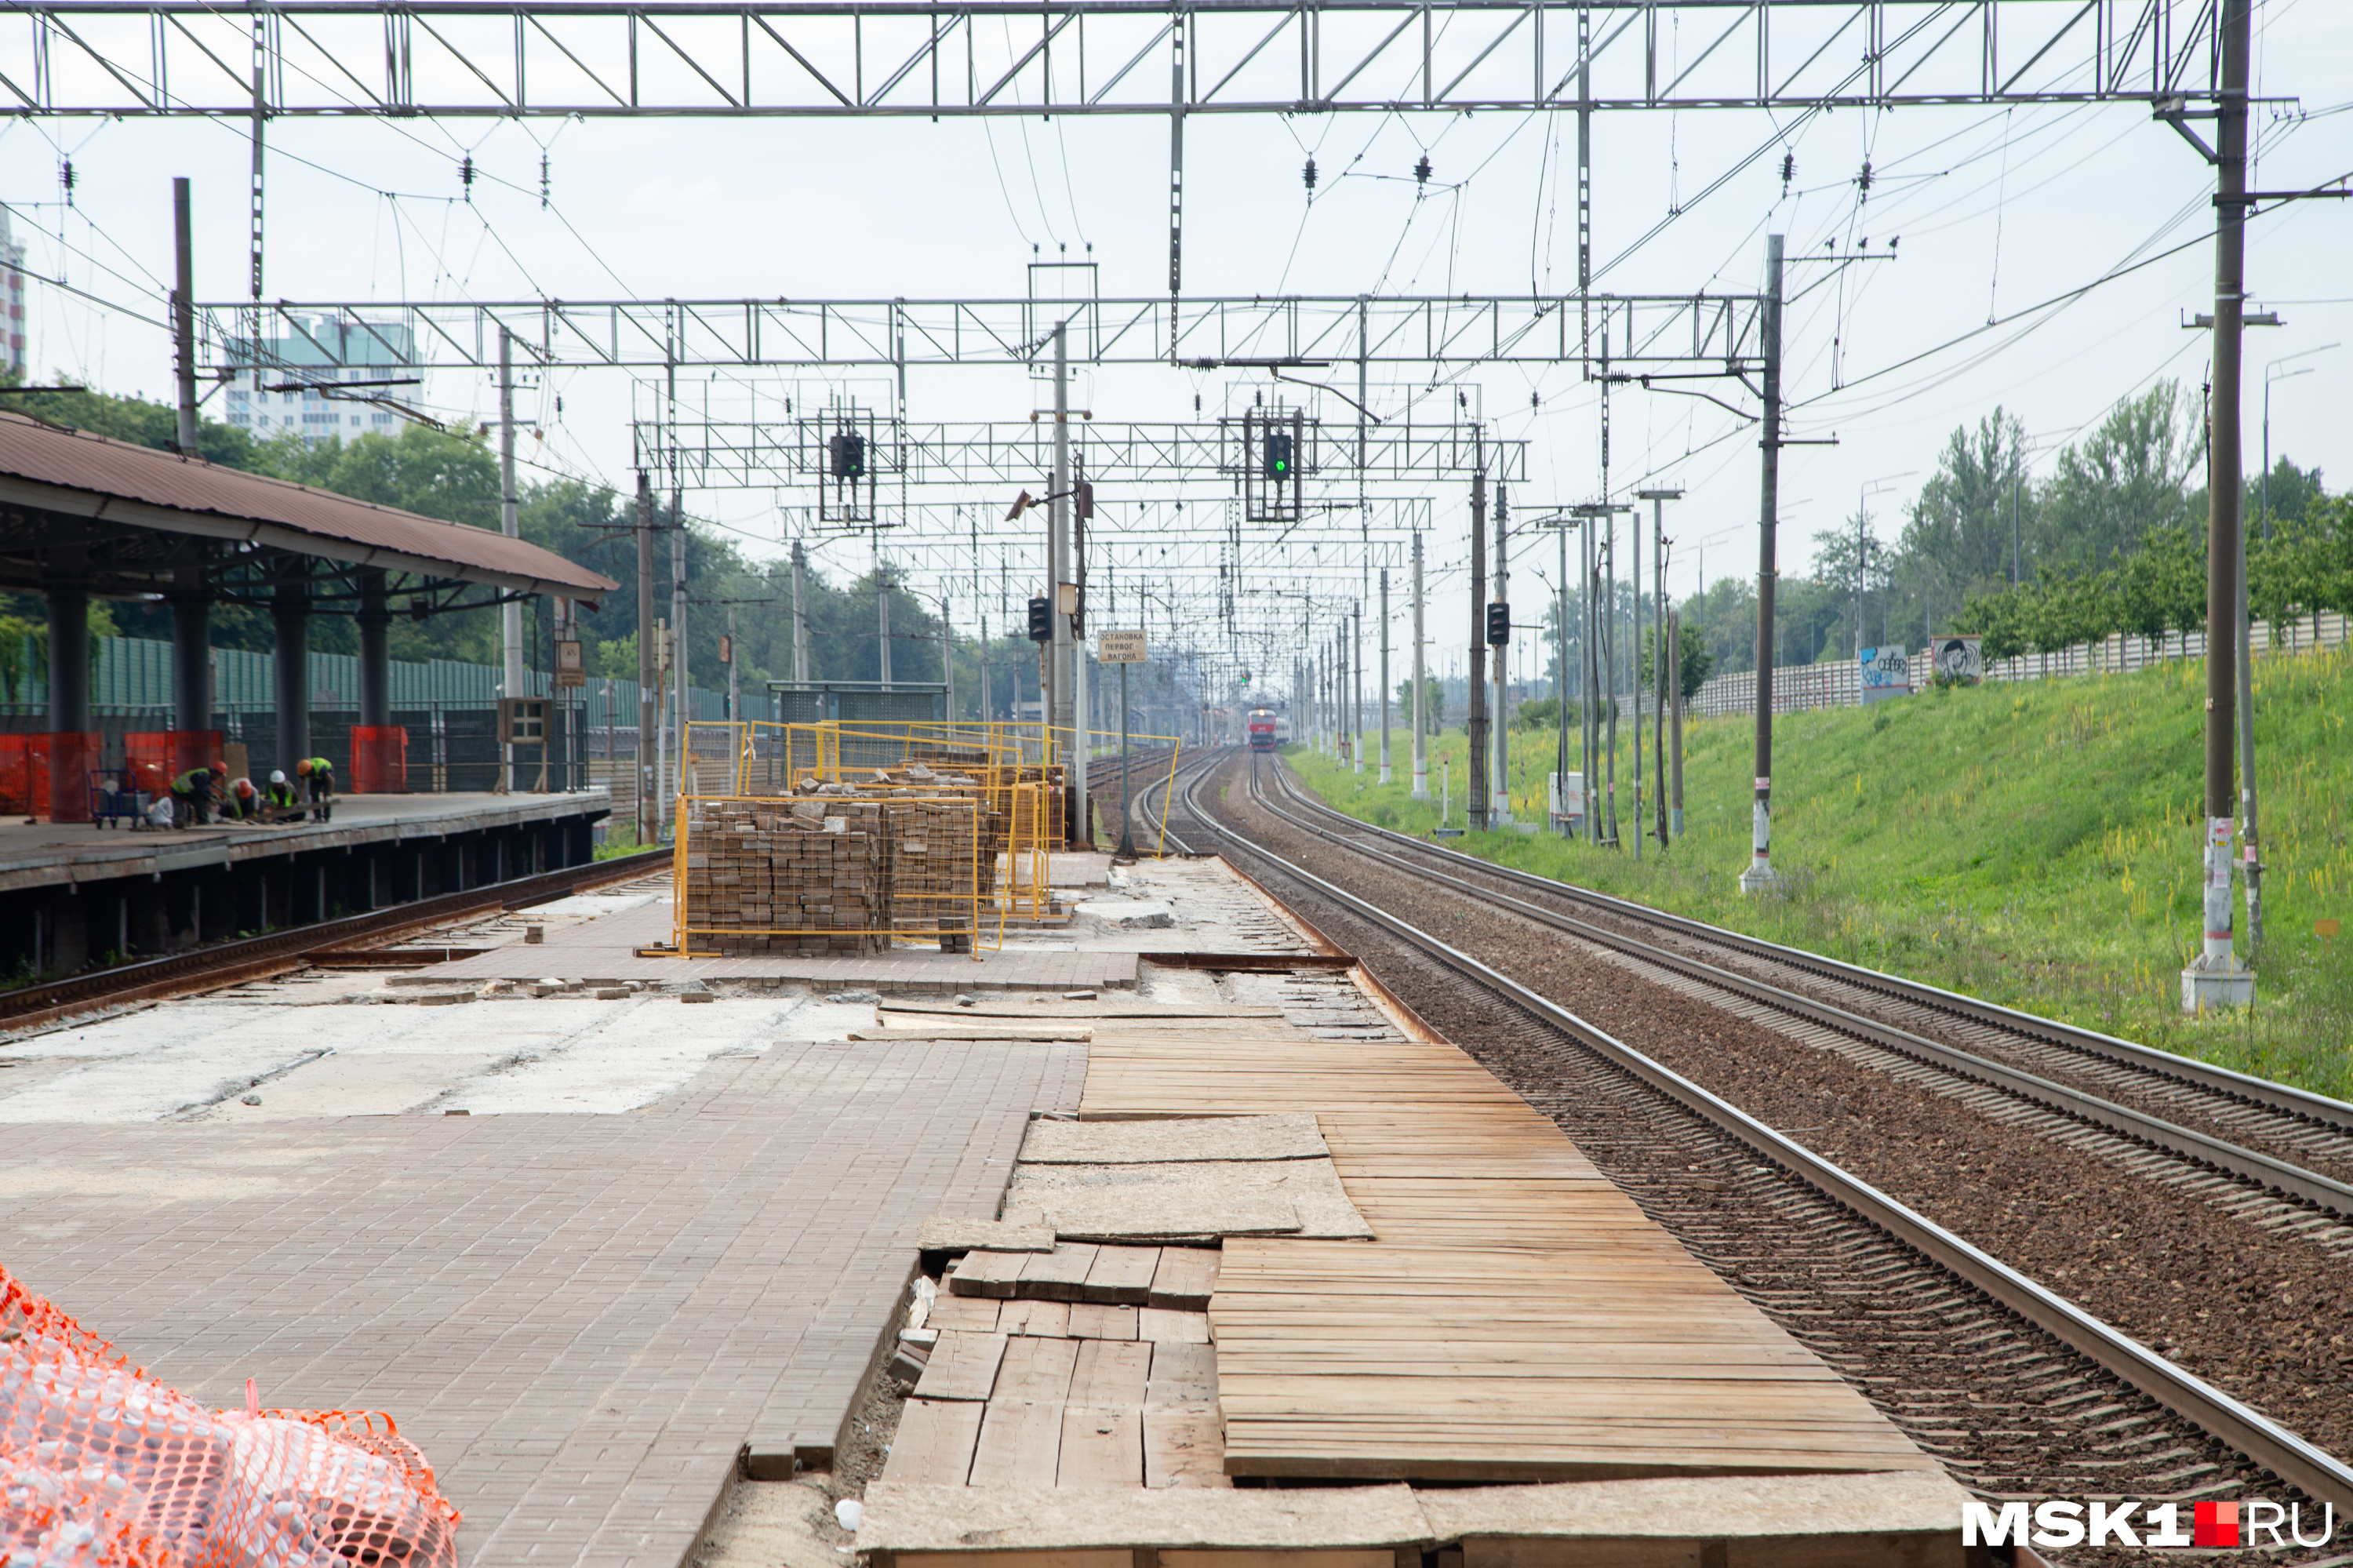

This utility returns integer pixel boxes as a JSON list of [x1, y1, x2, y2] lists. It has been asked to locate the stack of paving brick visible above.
[[883, 797, 982, 952], [682, 797, 890, 955]]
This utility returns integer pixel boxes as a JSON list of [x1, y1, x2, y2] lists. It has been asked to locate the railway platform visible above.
[[0, 847, 1975, 1568], [0, 789, 610, 975]]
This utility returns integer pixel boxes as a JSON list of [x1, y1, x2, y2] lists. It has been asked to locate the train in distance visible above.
[[1246, 708, 1291, 751]]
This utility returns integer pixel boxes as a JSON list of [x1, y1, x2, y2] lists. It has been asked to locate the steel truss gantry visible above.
[[207, 292, 1767, 375], [643, 418, 1526, 489], [0, 1, 2224, 118]]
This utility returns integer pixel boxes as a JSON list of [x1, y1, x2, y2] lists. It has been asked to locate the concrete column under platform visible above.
[[171, 566, 211, 735], [45, 574, 89, 733], [272, 572, 310, 773], [356, 569, 392, 728]]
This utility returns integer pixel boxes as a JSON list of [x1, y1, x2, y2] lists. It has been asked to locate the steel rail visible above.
[[0, 846, 671, 1030], [1246, 761, 2353, 1217], [1162, 749, 2353, 1514], [1267, 765, 2353, 1135]]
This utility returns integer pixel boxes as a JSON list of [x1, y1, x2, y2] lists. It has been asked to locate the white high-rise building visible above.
[[0, 210, 27, 375], [227, 315, 416, 443]]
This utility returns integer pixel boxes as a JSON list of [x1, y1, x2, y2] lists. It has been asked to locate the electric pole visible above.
[[1378, 569, 1392, 784], [1467, 438, 1490, 832], [172, 178, 198, 457], [635, 471, 655, 845], [1491, 482, 1511, 824], [1638, 488, 1683, 850], [2188, 0, 2256, 1008], [499, 328, 523, 789], [1410, 535, 1428, 799], [1739, 234, 1787, 894], [791, 537, 809, 685]]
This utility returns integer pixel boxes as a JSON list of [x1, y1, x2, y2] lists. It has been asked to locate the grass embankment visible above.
[[1288, 648, 2353, 1099]]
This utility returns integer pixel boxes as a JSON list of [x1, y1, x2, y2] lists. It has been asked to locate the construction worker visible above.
[[294, 756, 336, 820], [264, 769, 300, 817], [168, 762, 226, 828], [220, 777, 262, 822]]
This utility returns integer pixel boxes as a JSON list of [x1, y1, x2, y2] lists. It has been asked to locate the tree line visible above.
[[0, 380, 1055, 715], [1660, 380, 2336, 678]]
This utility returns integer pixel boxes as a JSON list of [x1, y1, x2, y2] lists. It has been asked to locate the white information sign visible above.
[[1098, 628, 1148, 664]]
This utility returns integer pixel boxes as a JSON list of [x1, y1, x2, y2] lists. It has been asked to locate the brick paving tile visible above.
[[0, 1038, 1084, 1568]]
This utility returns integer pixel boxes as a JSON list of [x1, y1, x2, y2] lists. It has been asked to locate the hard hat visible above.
[[296, 759, 314, 775], [270, 769, 286, 784], [234, 778, 256, 795], [211, 760, 226, 775]]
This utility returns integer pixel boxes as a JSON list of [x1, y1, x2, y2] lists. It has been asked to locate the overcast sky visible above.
[[3, 1, 2347, 687]]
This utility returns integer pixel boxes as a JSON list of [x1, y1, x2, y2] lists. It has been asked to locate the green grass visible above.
[[1289, 647, 2353, 1100]]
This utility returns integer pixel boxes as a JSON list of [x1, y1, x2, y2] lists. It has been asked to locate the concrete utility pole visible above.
[[671, 486, 688, 822], [726, 606, 740, 721], [1553, 518, 1572, 838], [499, 328, 525, 788], [1491, 482, 1511, 824], [1739, 234, 1787, 894], [877, 566, 893, 689], [1638, 489, 1682, 849], [1467, 435, 1490, 832], [635, 471, 656, 845], [1581, 514, 1597, 842], [1378, 569, 1392, 784], [1410, 535, 1428, 799], [1049, 320, 1076, 841], [1602, 515, 1617, 846], [1669, 609, 1685, 838], [1627, 497, 1640, 860], [1351, 599, 1364, 774], [790, 538, 809, 684], [172, 178, 199, 457], [2188, 0, 2256, 1009]]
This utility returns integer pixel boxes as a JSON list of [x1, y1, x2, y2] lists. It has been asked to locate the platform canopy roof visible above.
[[0, 411, 616, 606]]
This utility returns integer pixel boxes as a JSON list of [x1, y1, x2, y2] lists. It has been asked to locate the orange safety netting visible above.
[[1, 1266, 460, 1568]]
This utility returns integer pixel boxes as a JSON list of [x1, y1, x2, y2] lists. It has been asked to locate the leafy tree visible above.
[[1395, 676, 1445, 733], [2035, 383, 2200, 573]]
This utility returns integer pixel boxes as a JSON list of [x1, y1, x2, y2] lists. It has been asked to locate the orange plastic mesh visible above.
[[1, 1265, 461, 1568]]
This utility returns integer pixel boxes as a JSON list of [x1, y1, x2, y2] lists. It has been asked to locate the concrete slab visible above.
[[0, 790, 611, 894], [1017, 1115, 1329, 1164], [859, 1481, 1432, 1552], [422, 894, 1141, 991], [1005, 1159, 1373, 1241]]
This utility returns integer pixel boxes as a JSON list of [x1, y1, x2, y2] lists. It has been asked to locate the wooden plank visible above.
[[966, 1400, 1067, 1488], [994, 1335, 1082, 1402], [926, 1293, 1003, 1332], [1016, 1242, 1100, 1301], [1064, 1302, 1138, 1341], [910, 1332, 1008, 1402], [1141, 1401, 1231, 1490], [1055, 1404, 1144, 1489], [1078, 1244, 1161, 1304], [1073, 984, 1940, 1487], [880, 1398, 984, 1485], [1067, 1339, 1151, 1406], [1147, 1246, 1222, 1309], [1145, 1341, 1219, 1406], [998, 1299, 1072, 1337], [1139, 1308, 1212, 1344], [950, 1248, 1030, 1299]]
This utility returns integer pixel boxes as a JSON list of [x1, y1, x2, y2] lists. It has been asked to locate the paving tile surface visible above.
[[424, 899, 1138, 991], [0, 1039, 1086, 1568]]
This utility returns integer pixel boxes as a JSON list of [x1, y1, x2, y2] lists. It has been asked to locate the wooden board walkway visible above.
[[1077, 977, 1940, 1483]]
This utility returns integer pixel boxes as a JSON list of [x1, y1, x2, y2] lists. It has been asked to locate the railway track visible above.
[[1259, 763, 2353, 1197], [0, 846, 672, 1035], [1139, 745, 2353, 1529]]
